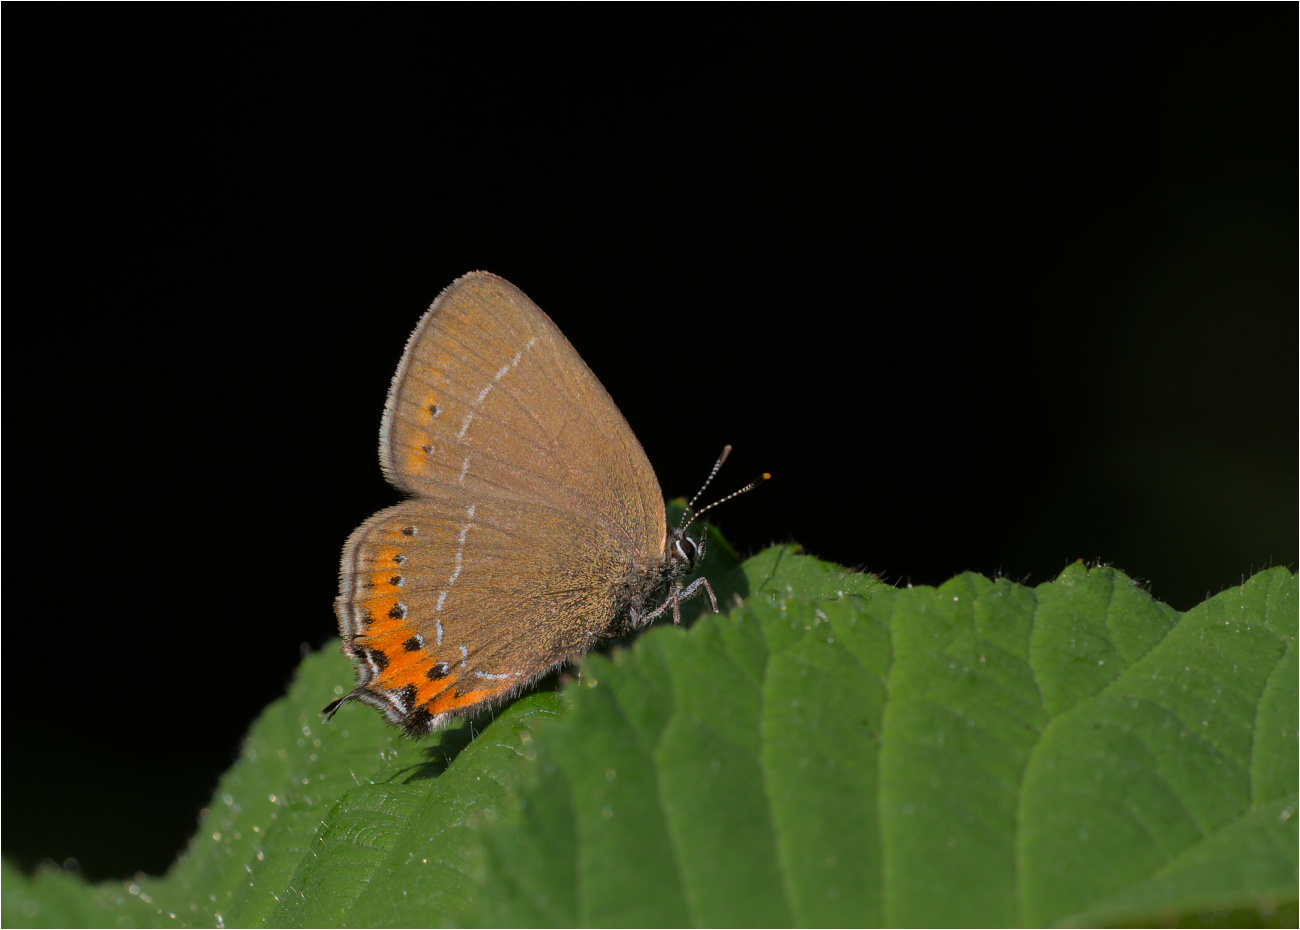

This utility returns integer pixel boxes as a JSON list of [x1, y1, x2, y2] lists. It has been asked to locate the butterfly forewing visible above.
[[380, 274, 664, 549]]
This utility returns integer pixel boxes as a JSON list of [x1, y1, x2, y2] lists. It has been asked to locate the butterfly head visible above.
[[666, 524, 706, 576], [635, 447, 769, 629]]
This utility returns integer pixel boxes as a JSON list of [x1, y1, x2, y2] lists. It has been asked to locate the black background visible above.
[[6, 7, 1295, 881]]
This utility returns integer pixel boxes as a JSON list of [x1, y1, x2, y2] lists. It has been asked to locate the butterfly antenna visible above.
[[680, 445, 770, 531], [680, 445, 733, 527]]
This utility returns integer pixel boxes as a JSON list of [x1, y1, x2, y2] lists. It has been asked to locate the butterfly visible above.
[[324, 272, 764, 735]]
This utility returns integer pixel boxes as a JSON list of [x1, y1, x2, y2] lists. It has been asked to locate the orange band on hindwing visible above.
[[358, 616, 460, 701], [349, 541, 455, 703], [358, 544, 407, 637]]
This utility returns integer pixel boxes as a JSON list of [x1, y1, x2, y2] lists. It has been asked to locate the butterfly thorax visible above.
[[610, 526, 703, 634]]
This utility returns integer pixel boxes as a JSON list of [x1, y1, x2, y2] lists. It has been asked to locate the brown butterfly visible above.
[[324, 272, 765, 736]]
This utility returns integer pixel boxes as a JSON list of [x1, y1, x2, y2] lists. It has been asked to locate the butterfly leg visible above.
[[676, 576, 719, 617], [642, 575, 719, 626], [640, 595, 671, 625]]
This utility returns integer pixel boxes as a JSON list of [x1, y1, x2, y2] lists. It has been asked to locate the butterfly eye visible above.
[[674, 534, 699, 569]]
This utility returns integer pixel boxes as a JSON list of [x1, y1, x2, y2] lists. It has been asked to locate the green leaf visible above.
[[2, 556, 1294, 928], [462, 561, 1296, 927]]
